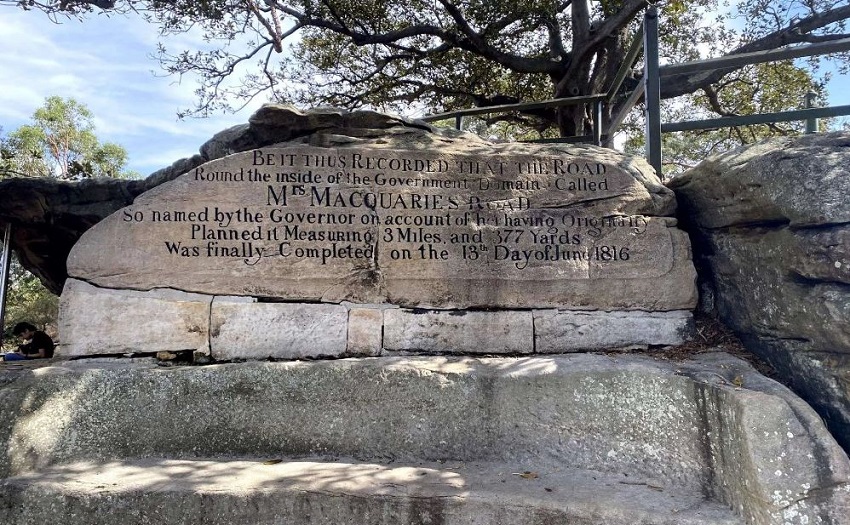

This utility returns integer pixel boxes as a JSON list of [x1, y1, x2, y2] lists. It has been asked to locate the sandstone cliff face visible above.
[[670, 132, 850, 450]]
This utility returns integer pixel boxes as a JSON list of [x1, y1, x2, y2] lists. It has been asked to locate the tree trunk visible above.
[[553, 74, 592, 137], [549, 27, 632, 140]]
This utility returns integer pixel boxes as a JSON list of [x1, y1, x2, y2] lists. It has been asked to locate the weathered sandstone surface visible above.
[[670, 132, 850, 451], [0, 353, 847, 524], [54, 105, 697, 357]]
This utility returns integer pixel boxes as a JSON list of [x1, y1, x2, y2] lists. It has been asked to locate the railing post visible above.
[[643, 6, 663, 177], [592, 100, 603, 146], [455, 115, 464, 131], [0, 223, 12, 346], [805, 91, 818, 133]]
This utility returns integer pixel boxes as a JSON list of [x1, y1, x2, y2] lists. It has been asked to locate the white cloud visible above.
[[0, 9, 265, 175]]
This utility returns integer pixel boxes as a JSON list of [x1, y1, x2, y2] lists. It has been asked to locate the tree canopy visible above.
[[0, 96, 134, 180], [0, 95, 137, 340], [6, 1, 850, 140]]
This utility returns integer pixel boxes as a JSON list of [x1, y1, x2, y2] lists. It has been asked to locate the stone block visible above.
[[383, 309, 533, 354], [58, 278, 211, 356], [534, 310, 694, 352], [347, 308, 383, 356], [210, 300, 347, 360]]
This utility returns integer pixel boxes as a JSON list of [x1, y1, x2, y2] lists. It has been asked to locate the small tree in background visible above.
[[1, 97, 136, 346], [0, 96, 135, 180]]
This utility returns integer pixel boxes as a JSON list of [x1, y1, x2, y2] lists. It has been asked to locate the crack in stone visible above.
[[776, 481, 850, 512], [73, 277, 215, 298], [207, 296, 216, 358], [787, 271, 850, 291]]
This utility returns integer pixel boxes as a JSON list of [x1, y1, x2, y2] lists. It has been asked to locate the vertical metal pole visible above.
[[592, 100, 603, 146], [643, 6, 663, 177], [805, 91, 818, 133], [455, 115, 464, 131], [0, 223, 12, 346]]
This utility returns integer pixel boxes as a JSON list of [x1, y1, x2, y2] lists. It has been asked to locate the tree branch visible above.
[[662, 4, 850, 99], [543, 14, 569, 61], [573, 0, 646, 65], [796, 32, 850, 43], [433, 0, 560, 74], [571, 0, 590, 50], [245, 0, 282, 52]]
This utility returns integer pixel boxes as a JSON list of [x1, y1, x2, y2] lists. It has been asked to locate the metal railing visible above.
[[420, 24, 646, 146], [420, 6, 850, 177]]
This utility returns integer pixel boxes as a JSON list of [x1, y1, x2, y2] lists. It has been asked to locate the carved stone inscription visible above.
[[68, 146, 694, 309]]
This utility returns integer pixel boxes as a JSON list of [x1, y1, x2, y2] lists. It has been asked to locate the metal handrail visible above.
[[662, 104, 850, 133], [419, 94, 607, 123], [418, 9, 850, 171], [660, 37, 850, 77], [419, 23, 646, 144], [643, 7, 662, 175], [420, 36, 850, 126], [606, 25, 645, 102]]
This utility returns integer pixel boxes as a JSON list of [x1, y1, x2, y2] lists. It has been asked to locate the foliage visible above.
[[151, 0, 850, 138], [6, 1, 850, 143], [0, 96, 134, 179], [1, 255, 58, 351], [0, 95, 133, 349]]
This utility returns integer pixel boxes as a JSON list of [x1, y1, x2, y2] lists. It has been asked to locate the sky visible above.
[[0, 9, 266, 176], [1, 7, 849, 177]]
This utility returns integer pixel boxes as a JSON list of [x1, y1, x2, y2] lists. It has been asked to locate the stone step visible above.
[[0, 457, 743, 525], [1, 353, 848, 524]]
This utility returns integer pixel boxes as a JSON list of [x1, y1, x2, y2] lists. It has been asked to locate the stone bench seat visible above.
[[0, 354, 847, 524], [0, 457, 743, 525]]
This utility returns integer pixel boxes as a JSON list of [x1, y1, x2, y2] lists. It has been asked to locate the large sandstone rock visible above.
[[0, 177, 141, 294], [670, 132, 850, 451], [53, 105, 697, 358]]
